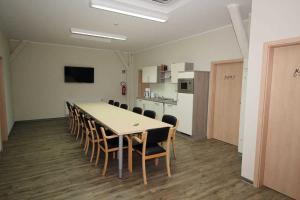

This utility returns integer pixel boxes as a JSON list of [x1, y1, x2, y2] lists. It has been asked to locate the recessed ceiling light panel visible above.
[[70, 28, 127, 41], [90, 0, 168, 22]]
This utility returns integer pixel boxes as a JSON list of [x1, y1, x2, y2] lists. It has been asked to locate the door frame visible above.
[[207, 58, 243, 140], [0, 57, 8, 143], [254, 36, 300, 187]]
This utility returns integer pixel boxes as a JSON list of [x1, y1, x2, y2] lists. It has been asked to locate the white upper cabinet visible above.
[[171, 62, 194, 83], [142, 66, 158, 83]]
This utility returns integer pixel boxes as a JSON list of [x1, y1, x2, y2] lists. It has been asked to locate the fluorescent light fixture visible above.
[[90, 0, 168, 23], [70, 28, 127, 41], [70, 34, 111, 43]]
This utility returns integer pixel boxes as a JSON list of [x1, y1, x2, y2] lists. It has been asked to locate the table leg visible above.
[[118, 135, 123, 179]]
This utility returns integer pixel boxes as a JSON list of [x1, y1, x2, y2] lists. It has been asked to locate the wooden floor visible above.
[[0, 118, 291, 200]]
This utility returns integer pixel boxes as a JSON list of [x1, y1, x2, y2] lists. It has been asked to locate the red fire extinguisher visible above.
[[121, 82, 127, 96]]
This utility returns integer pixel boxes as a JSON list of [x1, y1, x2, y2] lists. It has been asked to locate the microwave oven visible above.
[[178, 78, 194, 94]]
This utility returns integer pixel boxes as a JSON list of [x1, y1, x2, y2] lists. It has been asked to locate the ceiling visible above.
[[0, 0, 252, 52]]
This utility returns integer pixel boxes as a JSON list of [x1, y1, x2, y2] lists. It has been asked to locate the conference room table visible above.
[[75, 102, 172, 179]]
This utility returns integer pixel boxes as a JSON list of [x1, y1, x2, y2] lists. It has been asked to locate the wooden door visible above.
[[210, 61, 243, 145], [0, 57, 8, 143], [263, 44, 300, 199]]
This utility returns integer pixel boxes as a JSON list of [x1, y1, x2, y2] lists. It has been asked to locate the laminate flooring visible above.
[[0, 118, 291, 200]]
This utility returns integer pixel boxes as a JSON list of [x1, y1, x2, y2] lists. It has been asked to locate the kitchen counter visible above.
[[136, 97, 177, 105]]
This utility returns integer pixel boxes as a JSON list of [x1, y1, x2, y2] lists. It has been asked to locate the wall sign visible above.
[[293, 68, 300, 77], [224, 74, 236, 80]]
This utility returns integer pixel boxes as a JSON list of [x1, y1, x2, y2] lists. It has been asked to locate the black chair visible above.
[[143, 110, 156, 119], [66, 101, 73, 132], [120, 104, 128, 110], [114, 102, 120, 107], [130, 126, 176, 184], [132, 107, 143, 115], [90, 122, 129, 176], [77, 111, 86, 145], [108, 100, 114, 105], [162, 115, 178, 159]]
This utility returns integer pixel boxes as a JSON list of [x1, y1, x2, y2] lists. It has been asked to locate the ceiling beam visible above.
[[9, 40, 28, 63], [227, 4, 249, 58]]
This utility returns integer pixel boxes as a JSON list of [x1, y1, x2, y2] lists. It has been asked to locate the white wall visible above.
[[242, 0, 300, 180], [134, 25, 242, 71], [149, 83, 177, 100], [0, 31, 14, 151], [11, 41, 127, 121]]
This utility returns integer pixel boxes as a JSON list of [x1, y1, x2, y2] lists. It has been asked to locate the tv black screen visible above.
[[64, 66, 94, 83]]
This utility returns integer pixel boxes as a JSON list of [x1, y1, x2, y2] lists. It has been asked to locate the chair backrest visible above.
[[162, 115, 177, 127], [146, 127, 171, 144], [88, 119, 101, 141], [114, 102, 120, 107], [83, 115, 90, 128], [143, 110, 156, 119], [78, 112, 85, 126], [120, 104, 128, 110], [132, 107, 143, 114], [108, 100, 114, 105], [66, 101, 72, 112]]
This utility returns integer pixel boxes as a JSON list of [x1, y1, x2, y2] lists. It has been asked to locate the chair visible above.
[[132, 107, 143, 115], [76, 111, 86, 145], [143, 110, 156, 119], [161, 115, 178, 159], [130, 126, 176, 185], [120, 104, 128, 110], [114, 102, 120, 107], [71, 106, 80, 137], [84, 117, 103, 163], [108, 100, 114, 105], [91, 122, 130, 176], [66, 101, 74, 132]]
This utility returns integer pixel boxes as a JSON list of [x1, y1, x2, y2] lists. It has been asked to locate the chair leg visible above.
[[128, 141, 132, 173], [72, 120, 76, 136], [102, 151, 108, 176], [90, 142, 95, 163], [172, 140, 176, 160], [83, 136, 87, 151], [80, 130, 84, 145], [85, 139, 89, 156], [76, 125, 80, 140], [166, 154, 171, 177], [154, 158, 159, 166], [70, 118, 74, 133], [142, 156, 147, 185], [95, 145, 101, 167]]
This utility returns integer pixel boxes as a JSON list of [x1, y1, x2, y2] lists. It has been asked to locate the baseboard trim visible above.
[[15, 117, 67, 123], [241, 176, 254, 185]]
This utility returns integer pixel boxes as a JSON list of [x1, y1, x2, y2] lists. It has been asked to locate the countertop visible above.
[[136, 97, 177, 105]]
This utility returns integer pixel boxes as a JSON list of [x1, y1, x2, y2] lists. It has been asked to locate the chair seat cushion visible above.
[[133, 143, 166, 156], [100, 138, 128, 149]]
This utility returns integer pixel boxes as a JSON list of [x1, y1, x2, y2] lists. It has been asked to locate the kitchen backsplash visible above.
[[149, 83, 178, 100]]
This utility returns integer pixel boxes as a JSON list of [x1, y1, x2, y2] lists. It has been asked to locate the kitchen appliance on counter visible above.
[[144, 88, 151, 98], [178, 78, 194, 94]]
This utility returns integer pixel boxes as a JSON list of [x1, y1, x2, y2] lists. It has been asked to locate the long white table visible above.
[[75, 102, 172, 178]]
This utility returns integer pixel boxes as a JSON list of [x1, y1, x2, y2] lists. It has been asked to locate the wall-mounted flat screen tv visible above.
[[64, 66, 94, 83]]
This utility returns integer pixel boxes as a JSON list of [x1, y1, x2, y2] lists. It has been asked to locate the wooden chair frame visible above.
[[74, 109, 86, 146], [170, 120, 179, 160], [98, 126, 130, 176], [130, 127, 176, 185]]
